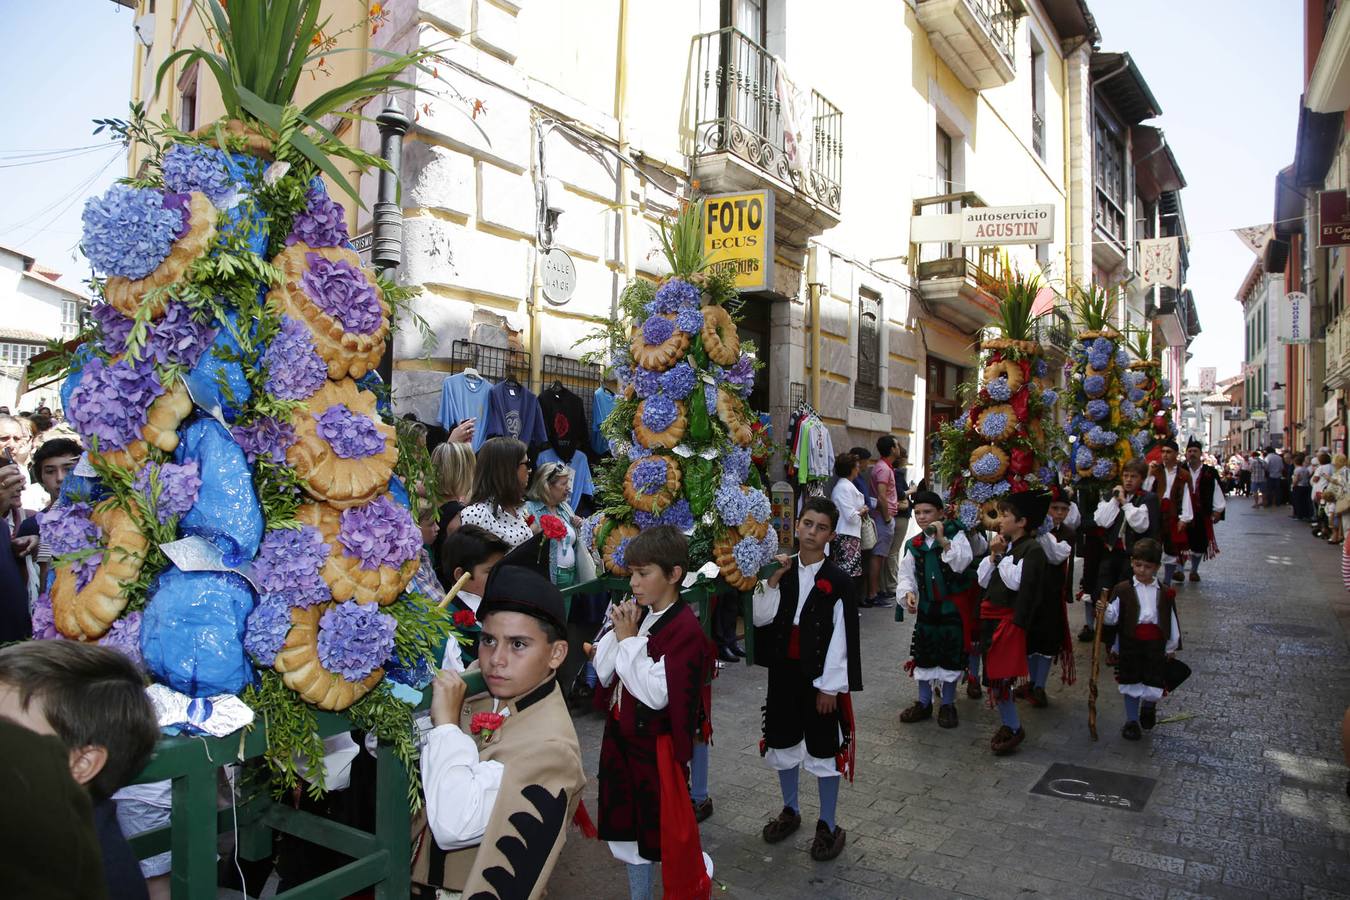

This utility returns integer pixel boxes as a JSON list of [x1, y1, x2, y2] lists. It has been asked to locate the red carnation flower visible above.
[[525, 514, 536, 526], [1009, 478, 1030, 493], [1009, 447, 1035, 475], [815, 577, 832, 593], [912, 534, 925, 548], [453, 609, 477, 628], [1010, 386, 1029, 419], [540, 514, 567, 540], [1017, 359, 1031, 380], [470, 711, 505, 741]]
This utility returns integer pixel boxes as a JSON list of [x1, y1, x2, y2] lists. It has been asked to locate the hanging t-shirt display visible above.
[[591, 387, 616, 456], [538, 382, 589, 461], [481, 379, 547, 448], [438, 371, 494, 451]]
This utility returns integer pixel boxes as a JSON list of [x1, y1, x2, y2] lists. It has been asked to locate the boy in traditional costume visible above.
[[437, 524, 510, 669], [593, 526, 714, 900], [1096, 538, 1183, 740], [1020, 484, 1076, 707], [1093, 459, 1161, 598], [1143, 439, 1194, 584], [753, 497, 862, 862], [897, 490, 974, 728], [1181, 436, 1226, 582], [977, 490, 1052, 755], [414, 533, 587, 900]]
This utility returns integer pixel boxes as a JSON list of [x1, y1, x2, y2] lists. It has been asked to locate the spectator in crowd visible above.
[[1264, 448, 1285, 508], [1250, 450, 1268, 508], [525, 461, 583, 589], [828, 452, 868, 603], [461, 437, 537, 548], [1291, 454, 1313, 522]]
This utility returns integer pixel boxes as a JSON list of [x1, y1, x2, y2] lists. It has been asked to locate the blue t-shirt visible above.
[[482, 381, 547, 448], [592, 387, 617, 455], [438, 373, 494, 450], [537, 448, 594, 510]]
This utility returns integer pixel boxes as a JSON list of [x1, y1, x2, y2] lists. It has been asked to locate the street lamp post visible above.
[[374, 105, 411, 387]]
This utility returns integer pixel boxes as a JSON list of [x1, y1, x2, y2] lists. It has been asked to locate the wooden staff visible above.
[[1087, 587, 1108, 740], [439, 571, 474, 609]]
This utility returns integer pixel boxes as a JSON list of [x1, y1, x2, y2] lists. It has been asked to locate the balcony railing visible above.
[[1034, 313, 1072, 354], [690, 28, 843, 213], [1031, 110, 1045, 159], [915, 0, 1024, 90], [970, 0, 1020, 64], [912, 191, 1005, 284]]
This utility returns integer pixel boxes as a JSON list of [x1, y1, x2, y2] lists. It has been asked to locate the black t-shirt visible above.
[[96, 799, 150, 900], [538, 384, 588, 462]]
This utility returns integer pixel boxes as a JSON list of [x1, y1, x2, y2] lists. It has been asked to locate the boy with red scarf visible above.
[[753, 496, 862, 862], [1093, 459, 1161, 597], [977, 490, 1052, 755], [1143, 439, 1194, 584], [1181, 435, 1226, 581], [593, 526, 713, 900]]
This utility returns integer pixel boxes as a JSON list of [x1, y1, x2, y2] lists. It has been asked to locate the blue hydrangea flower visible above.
[[986, 377, 1012, 402], [1033, 359, 1048, 377], [1083, 374, 1106, 398], [1160, 378, 1171, 392], [971, 451, 1003, 478], [244, 597, 292, 668], [612, 537, 632, 570], [633, 366, 661, 399], [1041, 389, 1058, 407], [1069, 414, 1084, 435], [989, 480, 1011, 496], [1161, 396, 1174, 409], [1116, 347, 1130, 368], [722, 446, 751, 484], [162, 144, 239, 208], [1092, 458, 1117, 479], [1037, 465, 1055, 484], [641, 396, 679, 432], [1122, 371, 1141, 388], [703, 383, 718, 415], [314, 405, 386, 459], [957, 501, 980, 529], [967, 481, 995, 503], [1087, 348, 1111, 370], [630, 457, 670, 494], [660, 362, 697, 400], [674, 306, 705, 335], [978, 411, 1009, 439], [641, 316, 676, 346], [1085, 399, 1109, 421], [715, 484, 749, 526], [81, 184, 185, 280], [745, 488, 771, 522], [316, 600, 397, 682], [733, 536, 762, 578], [1073, 443, 1095, 470], [954, 410, 970, 431], [626, 441, 653, 462], [635, 498, 696, 532], [1127, 387, 1145, 403], [651, 278, 701, 313]]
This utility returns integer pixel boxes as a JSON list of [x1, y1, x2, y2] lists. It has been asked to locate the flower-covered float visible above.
[[934, 268, 1062, 532], [1123, 327, 1176, 462], [1064, 283, 1134, 489], [28, 0, 454, 791], [580, 200, 777, 590]]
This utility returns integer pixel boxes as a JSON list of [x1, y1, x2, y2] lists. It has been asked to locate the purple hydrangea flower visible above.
[[733, 536, 762, 578], [1085, 399, 1109, 421], [98, 612, 143, 665], [81, 184, 185, 279], [634, 499, 695, 531], [299, 253, 382, 334], [971, 452, 1002, 479], [651, 278, 701, 313], [244, 597, 292, 668], [722, 446, 751, 484], [703, 383, 718, 415], [1041, 389, 1058, 406], [626, 441, 653, 462], [723, 354, 755, 395], [986, 377, 1012, 402], [612, 537, 632, 570], [162, 144, 239, 208], [263, 316, 328, 401], [630, 457, 670, 495], [1127, 387, 1145, 404], [641, 315, 676, 346], [287, 187, 350, 248], [317, 600, 397, 681], [978, 411, 1009, 439], [674, 306, 705, 334], [231, 416, 297, 466], [633, 366, 661, 400], [68, 356, 165, 452], [1086, 426, 1117, 448], [1092, 458, 1117, 479], [315, 404, 386, 459], [1033, 359, 1048, 377], [251, 526, 330, 608], [1160, 377, 1171, 392], [1131, 432, 1151, 453], [138, 301, 217, 369], [36, 502, 103, 592], [1116, 347, 1130, 368], [641, 395, 678, 433], [967, 481, 995, 503], [1161, 395, 1174, 409], [133, 460, 202, 524], [31, 593, 59, 640], [659, 362, 697, 400], [338, 495, 421, 571], [715, 484, 749, 526], [1083, 374, 1106, 399], [90, 303, 133, 356]]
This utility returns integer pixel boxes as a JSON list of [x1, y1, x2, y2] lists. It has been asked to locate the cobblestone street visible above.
[[551, 498, 1350, 899]]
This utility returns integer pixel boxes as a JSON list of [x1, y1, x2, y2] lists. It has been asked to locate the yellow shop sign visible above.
[[703, 191, 774, 292]]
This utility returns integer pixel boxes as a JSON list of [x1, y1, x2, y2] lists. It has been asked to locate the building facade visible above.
[[0, 244, 87, 411]]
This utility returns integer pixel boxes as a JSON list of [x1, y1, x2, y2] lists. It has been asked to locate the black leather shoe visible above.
[[693, 797, 713, 822], [762, 806, 801, 844], [1122, 721, 1142, 741], [937, 703, 958, 728], [1077, 624, 1095, 643], [717, 645, 739, 663], [1140, 704, 1157, 730], [730, 641, 747, 658], [809, 820, 846, 861]]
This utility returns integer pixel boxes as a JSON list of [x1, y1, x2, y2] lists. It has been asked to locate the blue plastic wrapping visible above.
[[356, 370, 392, 417], [141, 568, 255, 697], [219, 153, 268, 257], [387, 475, 411, 509], [174, 417, 263, 566], [184, 308, 252, 421], [60, 344, 93, 412]]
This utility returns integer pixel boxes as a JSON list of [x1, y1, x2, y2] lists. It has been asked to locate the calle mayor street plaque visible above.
[[1030, 763, 1157, 812]]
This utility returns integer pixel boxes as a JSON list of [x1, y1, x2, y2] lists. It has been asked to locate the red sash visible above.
[[656, 735, 711, 899], [1134, 622, 1164, 641], [979, 601, 1028, 680]]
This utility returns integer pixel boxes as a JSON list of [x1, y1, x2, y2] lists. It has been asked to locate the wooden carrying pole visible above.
[[1087, 588, 1108, 740]]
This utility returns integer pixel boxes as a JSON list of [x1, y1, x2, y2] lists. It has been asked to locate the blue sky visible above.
[[0, 1, 1304, 386]]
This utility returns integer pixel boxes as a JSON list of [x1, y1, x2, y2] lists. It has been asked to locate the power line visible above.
[[0, 144, 120, 170]]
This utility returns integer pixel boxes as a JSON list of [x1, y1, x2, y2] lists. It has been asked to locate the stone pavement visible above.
[[548, 497, 1350, 899]]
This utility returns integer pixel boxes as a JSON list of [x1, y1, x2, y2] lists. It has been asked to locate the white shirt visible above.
[[830, 479, 866, 538], [1186, 463, 1227, 514], [1037, 530, 1072, 565], [751, 556, 850, 695], [460, 501, 533, 547], [422, 704, 508, 849], [976, 551, 1023, 590], [1094, 495, 1153, 536], [1143, 466, 1193, 524], [1064, 501, 1082, 531], [593, 602, 674, 711], [1102, 578, 1180, 654], [895, 531, 972, 599]]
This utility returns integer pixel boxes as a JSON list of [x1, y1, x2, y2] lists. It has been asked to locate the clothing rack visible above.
[[542, 354, 604, 430], [448, 339, 531, 384]]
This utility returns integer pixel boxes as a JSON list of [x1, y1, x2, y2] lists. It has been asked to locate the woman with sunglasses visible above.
[[525, 462, 584, 589], [460, 437, 538, 548]]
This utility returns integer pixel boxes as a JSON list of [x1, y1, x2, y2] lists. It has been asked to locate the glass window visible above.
[[1093, 112, 1126, 245]]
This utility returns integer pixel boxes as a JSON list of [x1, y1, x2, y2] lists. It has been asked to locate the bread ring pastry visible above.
[[269, 243, 390, 381], [974, 404, 1017, 442], [738, 517, 769, 542], [978, 500, 1002, 531], [296, 498, 418, 606], [633, 398, 687, 450], [630, 314, 689, 372], [969, 445, 1010, 483], [601, 523, 641, 576], [105, 193, 219, 321], [93, 377, 194, 471], [273, 604, 383, 711], [701, 305, 741, 367], [715, 387, 753, 447], [982, 359, 1024, 393], [288, 379, 398, 509], [713, 532, 757, 591], [192, 119, 276, 160], [50, 504, 148, 641], [622, 456, 683, 513]]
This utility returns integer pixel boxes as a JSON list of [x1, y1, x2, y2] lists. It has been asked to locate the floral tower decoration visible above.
[[1064, 283, 1134, 489], [934, 266, 1061, 532], [30, 0, 460, 792], [1123, 326, 1176, 461], [581, 199, 777, 590]]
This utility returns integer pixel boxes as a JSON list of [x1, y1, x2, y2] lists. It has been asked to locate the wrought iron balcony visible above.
[[910, 191, 1007, 332], [915, 0, 1025, 91], [689, 28, 843, 228], [1033, 311, 1072, 355], [1032, 109, 1045, 159]]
